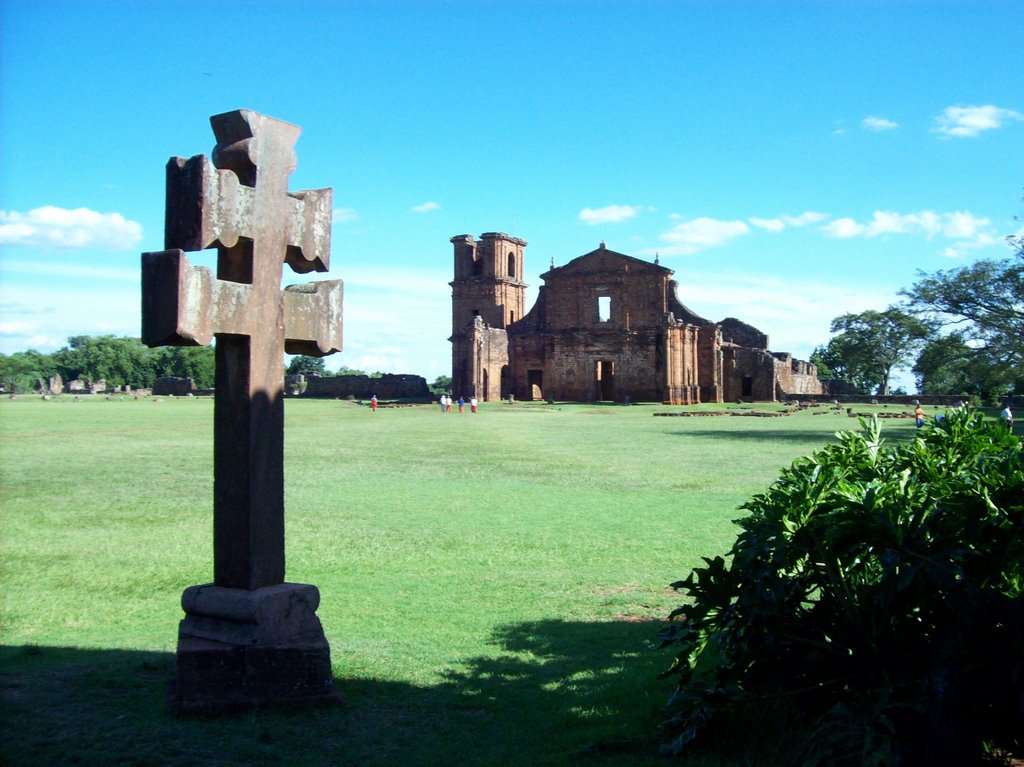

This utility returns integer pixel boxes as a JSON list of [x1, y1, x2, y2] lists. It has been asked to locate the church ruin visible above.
[[449, 232, 823, 404]]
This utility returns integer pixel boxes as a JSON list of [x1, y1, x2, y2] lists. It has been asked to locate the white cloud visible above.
[[910, 211, 943, 237], [943, 233, 998, 259], [782, 212, 828, 227], [332, 208, 359, 223], [862, 116, 899, 131], [941, 211, 990, 238], [0, 206, 143, 251], [578, 204, 643, 225], [820, 217, 864, 238], [820, 210, 992, 240], [820, 211, 928, 238], [818, 209, 1003, 258], [412, 201, 441, 214], [581, 204, 643, 226], [748, 217, 785, 232], [748, 211, 829, 233], [932, 104, 1024, 138], [868, 210, 921, 236], [654, 217, 750, 256]]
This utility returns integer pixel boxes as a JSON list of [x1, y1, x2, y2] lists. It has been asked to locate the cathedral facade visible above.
[[449, 232, 822, 404]]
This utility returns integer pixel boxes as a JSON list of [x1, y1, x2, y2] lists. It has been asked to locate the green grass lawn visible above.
[[0, 396, 924, 766]]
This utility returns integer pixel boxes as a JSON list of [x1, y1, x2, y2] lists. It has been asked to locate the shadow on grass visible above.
[[668, 427, 848, 443], [0, 620, 672, 767]]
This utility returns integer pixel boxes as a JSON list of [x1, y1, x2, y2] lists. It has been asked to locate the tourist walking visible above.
[[370, 395, 377, 413], [914, 404, 924, 428], [470, 396, 478, 413], [1000, 404, 1013, 428]]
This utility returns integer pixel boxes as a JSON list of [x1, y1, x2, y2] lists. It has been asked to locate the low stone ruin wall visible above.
[[153, 376, 197, 396], [299, 373, 431, 400], [35, 375, 64, 395], [67, 378, 106, 394], [774, 355, 825, 396], [792, 393, 966, 407]]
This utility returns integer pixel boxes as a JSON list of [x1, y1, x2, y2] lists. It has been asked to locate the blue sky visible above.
[[2, 1, 1022, 386]]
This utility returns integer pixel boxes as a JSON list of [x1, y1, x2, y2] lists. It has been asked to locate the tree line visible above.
[[0, 336, 216, 393], [811, 227, 1023, 402], [0, 337, 381, 394]]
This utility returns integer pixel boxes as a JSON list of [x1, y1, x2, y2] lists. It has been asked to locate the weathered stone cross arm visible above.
[[282, 281, 344, 356], [141, 250, 343, 355], [164, 150, 333, 275]]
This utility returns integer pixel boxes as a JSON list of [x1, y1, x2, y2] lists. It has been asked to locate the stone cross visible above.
[[143, 109, 342, 590], [142, 109, 342, 712]]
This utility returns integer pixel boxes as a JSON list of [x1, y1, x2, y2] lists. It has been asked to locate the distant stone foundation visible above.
[[66, 377, 106, 394], [296, 373, 431, 400], [154, 376, 197, 396], [793, 393, 969, 407]]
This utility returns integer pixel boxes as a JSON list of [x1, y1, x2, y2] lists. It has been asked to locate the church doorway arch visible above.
[[528, 369, 544, 401], [595, 360, 615, 402], [499, 365, 510, 401]]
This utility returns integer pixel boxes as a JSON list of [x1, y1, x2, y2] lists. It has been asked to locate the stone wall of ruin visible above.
[[719, 317, 768, 350], [509, 325, 717, 404], [697, 325, 723, 403], [511, 329, 670, 402], [33, 375, 64, 395], [773, 354, 825, 396], [63, 378, 107, 394], [154, 376, 197, 396], [451, 322, 508, 402], [541, 267, 669, 331], [300, 373, 430, 400], [722, 345, 776, 401]]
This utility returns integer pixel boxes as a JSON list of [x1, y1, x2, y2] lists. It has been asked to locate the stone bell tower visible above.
[[449, 232, 527, 401]]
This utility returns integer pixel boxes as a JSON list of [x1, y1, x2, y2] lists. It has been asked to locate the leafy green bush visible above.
[[660, 410, 1023, 766]]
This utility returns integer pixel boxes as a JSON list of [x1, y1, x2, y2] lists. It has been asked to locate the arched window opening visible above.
[[507, 251, 516, 279]]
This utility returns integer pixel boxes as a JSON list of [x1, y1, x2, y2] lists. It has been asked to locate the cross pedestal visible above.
[[142, 109, 343, 713]]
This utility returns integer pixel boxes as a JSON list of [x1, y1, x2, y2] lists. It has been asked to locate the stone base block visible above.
[[168, 582, 342, 715]]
